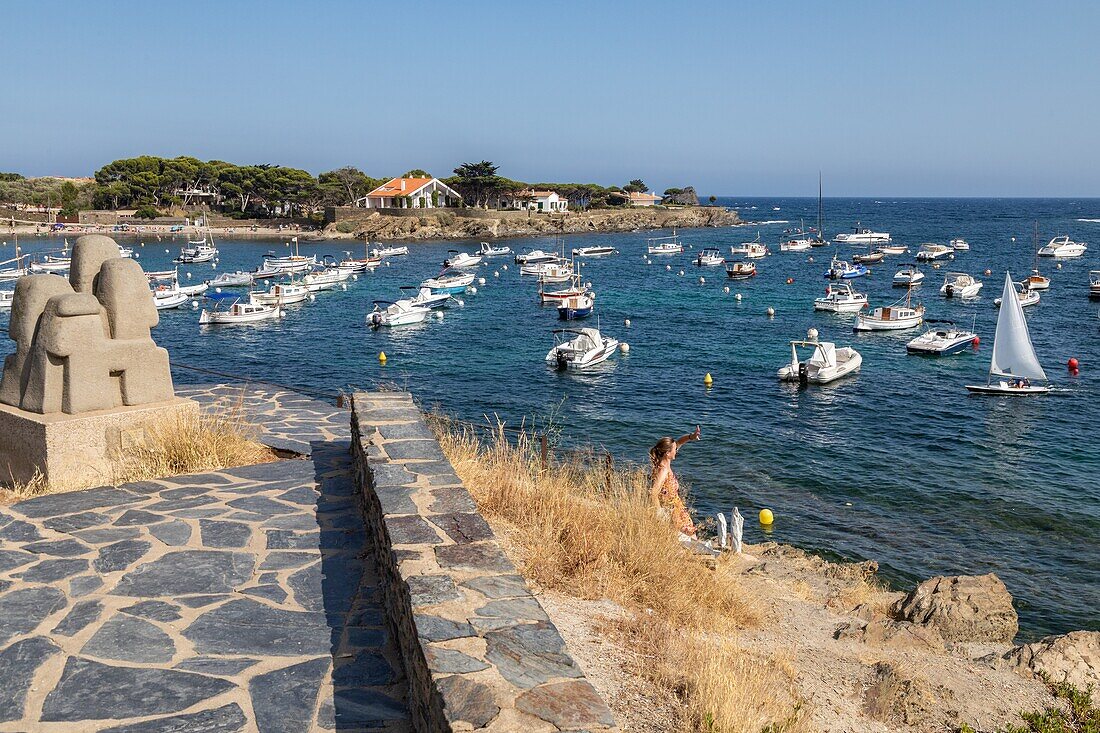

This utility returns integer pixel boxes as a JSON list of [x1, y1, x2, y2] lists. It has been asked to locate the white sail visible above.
[[989, 272, 1047, 382]]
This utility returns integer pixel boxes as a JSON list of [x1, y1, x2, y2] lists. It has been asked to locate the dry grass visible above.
[[432, 417, 810, 733]]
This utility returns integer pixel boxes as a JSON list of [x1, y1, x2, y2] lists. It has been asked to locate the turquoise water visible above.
[[2, 198, 1098, 639]]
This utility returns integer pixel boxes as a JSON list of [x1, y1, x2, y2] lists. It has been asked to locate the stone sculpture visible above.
[[0, 235, 174, 415]]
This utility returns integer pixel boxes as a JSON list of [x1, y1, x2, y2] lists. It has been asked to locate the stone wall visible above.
[[351, 392, 618, 733]]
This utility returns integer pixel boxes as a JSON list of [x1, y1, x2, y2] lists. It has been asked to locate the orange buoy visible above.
[[971, 336, 980, 347], [786, 277, 794, 285], [1068, 357, 1079, 370]]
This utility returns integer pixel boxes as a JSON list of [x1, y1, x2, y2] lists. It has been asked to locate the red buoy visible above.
[[971, 336, 980, 347], [1068, 357, 1080, 370], [786, 277, 794, 285]]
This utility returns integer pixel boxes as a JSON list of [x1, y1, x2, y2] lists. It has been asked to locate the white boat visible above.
[[572, 245, 616, 257], [695, 248, 725, 266], [1037, 235, 1087, 258], [557, 293, 594, 320], [647, 231, 684, 255], [0, 290, 13, 310], [371, 245, 409, 257], [834, 226, 891, 244], [879, 244, 909, 255], [545, 327, 619, 370], [515, 249, 557, 264], [479, 242, 511, 257], [725, 261, 756, 280], [199, 294, 282, 325], [152, 290, 189, 310], [950, 238, 970, 251], [301, 267, 351, 292], [339, 255, 381, 272], [0, 244, 30, 281], [916, 243, 954, 261], [206, 271, 253, 288], [730, 233, 768, 258], [250, 282, 309, 305], [539, 270, 591, 304], [893, 264, 925, 287], [777, 334, 862, 384], [264, 238, 316, 271], [852, 249, 886, 264], [368, 299, 430, 327], [824, 257, 868, 280], [1090, 270, 1100, 299], [994, 281, 1040, 308], [814, 281, 868, 313], [421, 270, 475, 294], [940, 272, 983, 298], [966, 272, 1050, 394], [145, 268, 178, 280], [177, 282, 209, 297], [523, 260, 572, 281], [119, 246, 135, 258], [30, 255, 71, 273], [854, 290, 925, 331], [1024, 269, 1050, 291], [400, 285, 452, 309], [907, 322, 978, 356], [443, 250, 482, 268]]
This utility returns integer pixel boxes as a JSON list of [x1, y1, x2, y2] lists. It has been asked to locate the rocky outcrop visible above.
[[893, 574, 1018, 643], [1005, 631, 1100, 703], [661, 187, 700, 206], [326, 206, 739, 242], [836, 619, 945, 651], [863, 661, 957, 729]]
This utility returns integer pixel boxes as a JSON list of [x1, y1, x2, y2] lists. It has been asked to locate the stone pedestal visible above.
[[0, 397, 199, 489]]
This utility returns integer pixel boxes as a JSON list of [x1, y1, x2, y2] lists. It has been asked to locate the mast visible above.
[[817, 172, 823, 238]]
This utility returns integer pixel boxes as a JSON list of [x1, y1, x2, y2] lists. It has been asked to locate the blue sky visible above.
[[2, 1, 1097, 196]]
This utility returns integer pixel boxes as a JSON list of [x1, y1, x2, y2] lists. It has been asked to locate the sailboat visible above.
[[1025, 222, 1050, 291], [0, 239, 30, 281], [965, 272, 1050, 395]]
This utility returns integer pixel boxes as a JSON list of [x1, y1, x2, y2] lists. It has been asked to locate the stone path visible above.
[[0, 386, 410, 732]]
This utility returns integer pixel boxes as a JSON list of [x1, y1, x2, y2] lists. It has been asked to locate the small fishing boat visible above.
[[199, 293, 282, 325], [480, 242, 511, 257], [852, 249, 886, 264], [371, 245, 409, 257], [443, 250, 482, 268], [545, 327, 619, 370], [515, 249, 557, 264], [777, 332, 862, 384], [906, 321, 978, 356], [916, 243, 954, 261], [966, 272, 1050, 394], [854, 289, 925, 331], [1024, 224, 1049, 290], [572, 245, 616, 257], [206, 271, 253, 288], [531, 262, 574, 283], [950, 238, 970, 251], [940, 272, 983, 298], [421, 270, 475, 295], [368, 299, 430, 327], [175, 244, 216, 264], [177, 282, 209, 297], [152, 289, 189, 310], [814, 281, 868, 313], [145, 268, 179, 280], [1090, 270, 1100, 299], [994, 281, 1040, 308], [0, 290, 13, 310], [695, 248, 725, 266], [892, 264, 925, 287], [824, 257, 868, 280], [119, 246, 134, 258], [780, 237, 813, 252], [834, 226, 891, 244], [399, 285, 452, 309], [879, 244, 909, 255], [1038, 235, 1087, 258], [730, 233, 768, 258], [557, 293, 594, 320], [0, 247, 29, 280], [539, 269, 590, 304], [725, 261, 757, 280], [250, 282, 310, 305], [264, 238, 316, 272], [301, 267, 351, 292], [647, 230, 684, 255]]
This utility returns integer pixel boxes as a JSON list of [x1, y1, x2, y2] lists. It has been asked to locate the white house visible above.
[[357, 177, 462, 209], [628, 191, 661, 207], [499, 189, 568, 212]]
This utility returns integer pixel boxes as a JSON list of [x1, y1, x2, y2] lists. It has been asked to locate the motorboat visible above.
[[479, 242, 511, 257], [994, 281, 1040, 308], [199, 293, 282, 325], [834, 226, 891, 244], [695, 248, 725, 266], [879, 244, 909, 255], [572, 245, 616, 257], [119, 246, 134, 258], [1037, 235, 1087, 258], [940, 272, 983, 298], [1025, 269, 1050, 291], [777, 333, 862, 384], [852, 249, 886, 264], [893, 264, 925, 287], [421, 270, 475, 294], [206, 271, 253, 288], [152, 289, 189, 310], [824, 257, 868, 280], [1090, 270, 1100, 299], [780, 236, 813, 252], [916, 243, 954, 261], [0, 290, 13, 310], [966, 272, 1050, 394], [177, 281, 209, 297], [647, 230, 684, 255], [854, 290, 925, 331], [368, 299, 430, 327], [906, 322, 978, 356], [557, 293, 594, 320], [400, 286, 452, 309], [301, 267, 351, 292], [175, 243, 217, 264], [443, 250, 482, 268], [545, 327, 619, 370], [531, 262, 574, 283], [250, 282, 310, 305], [950, 238, 970, 251], [730, 233, 768, 258], [725, 261, 757, 280], [814, 281, 868, 313], [371, 245, 409, 257], [515, 249, 557, 264]]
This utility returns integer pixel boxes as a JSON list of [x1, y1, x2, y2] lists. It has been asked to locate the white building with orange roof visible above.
[[628, 191, 661, 207], [356, 177, 461, 209], [498, 189, 568, 212]]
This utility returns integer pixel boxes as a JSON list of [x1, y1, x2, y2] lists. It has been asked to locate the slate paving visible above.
[[0, 386, 410, 732]]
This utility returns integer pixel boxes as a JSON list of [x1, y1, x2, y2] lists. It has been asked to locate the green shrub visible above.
[[335, 220, 358, 234], [957, 678, 1098, 733], [134, 205, 160, 219]]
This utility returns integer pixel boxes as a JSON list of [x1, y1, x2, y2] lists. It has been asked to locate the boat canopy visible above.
[[809, 342, 836, 368]]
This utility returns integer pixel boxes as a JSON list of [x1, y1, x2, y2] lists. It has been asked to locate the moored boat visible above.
[[695, 248, 725, 266], [854, 289, 924, 331], [834, 225, 890, 244], [824, 257, 868, 280], [814, 281, 868, 313], [725, 261, 757, 280], [443, 250, 482, 268], [515, 249, 557, 264], [906, 321, 978, 356], [371, 245, 409, 257], [852, 249, 886, 264], [557, 293, 594, 320], [545, 327, 619, 370], [250, 282, 310, 305], [206, 271, 253, 288], [950, 238, 970, 251], [573, 245, 616, 257], [0, 289, 13, 310], [421, 270, 475, 294], [1090, 270, 1100, 299], [965, 272, 1050, 394], [1038, 235, 1087, 258], [879, 244, 909, 255], [647, 230, 684, 255], [916, 243, 953, 261], [152, 289, 189, 310], [940, 272, 983, 298], [368, 299, 430, 327], [400, 286, 452, 310], [199, 293, 282, 325], [777, 332, 862, 384], [893, 263, 925, 287], [994, 281, 1040, 308], [479, 242, 511, 257]]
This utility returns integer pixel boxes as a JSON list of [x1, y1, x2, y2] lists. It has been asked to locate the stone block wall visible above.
[[351, 391, 618, 733]]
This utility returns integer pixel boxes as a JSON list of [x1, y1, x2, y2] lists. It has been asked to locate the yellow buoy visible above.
[[759, 508, 774, 525], [378, 351, 387, 365], [703, 372, 713, 387]]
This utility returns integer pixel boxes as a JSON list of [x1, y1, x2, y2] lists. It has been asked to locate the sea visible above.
[[2, 197, 1098, 640]]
